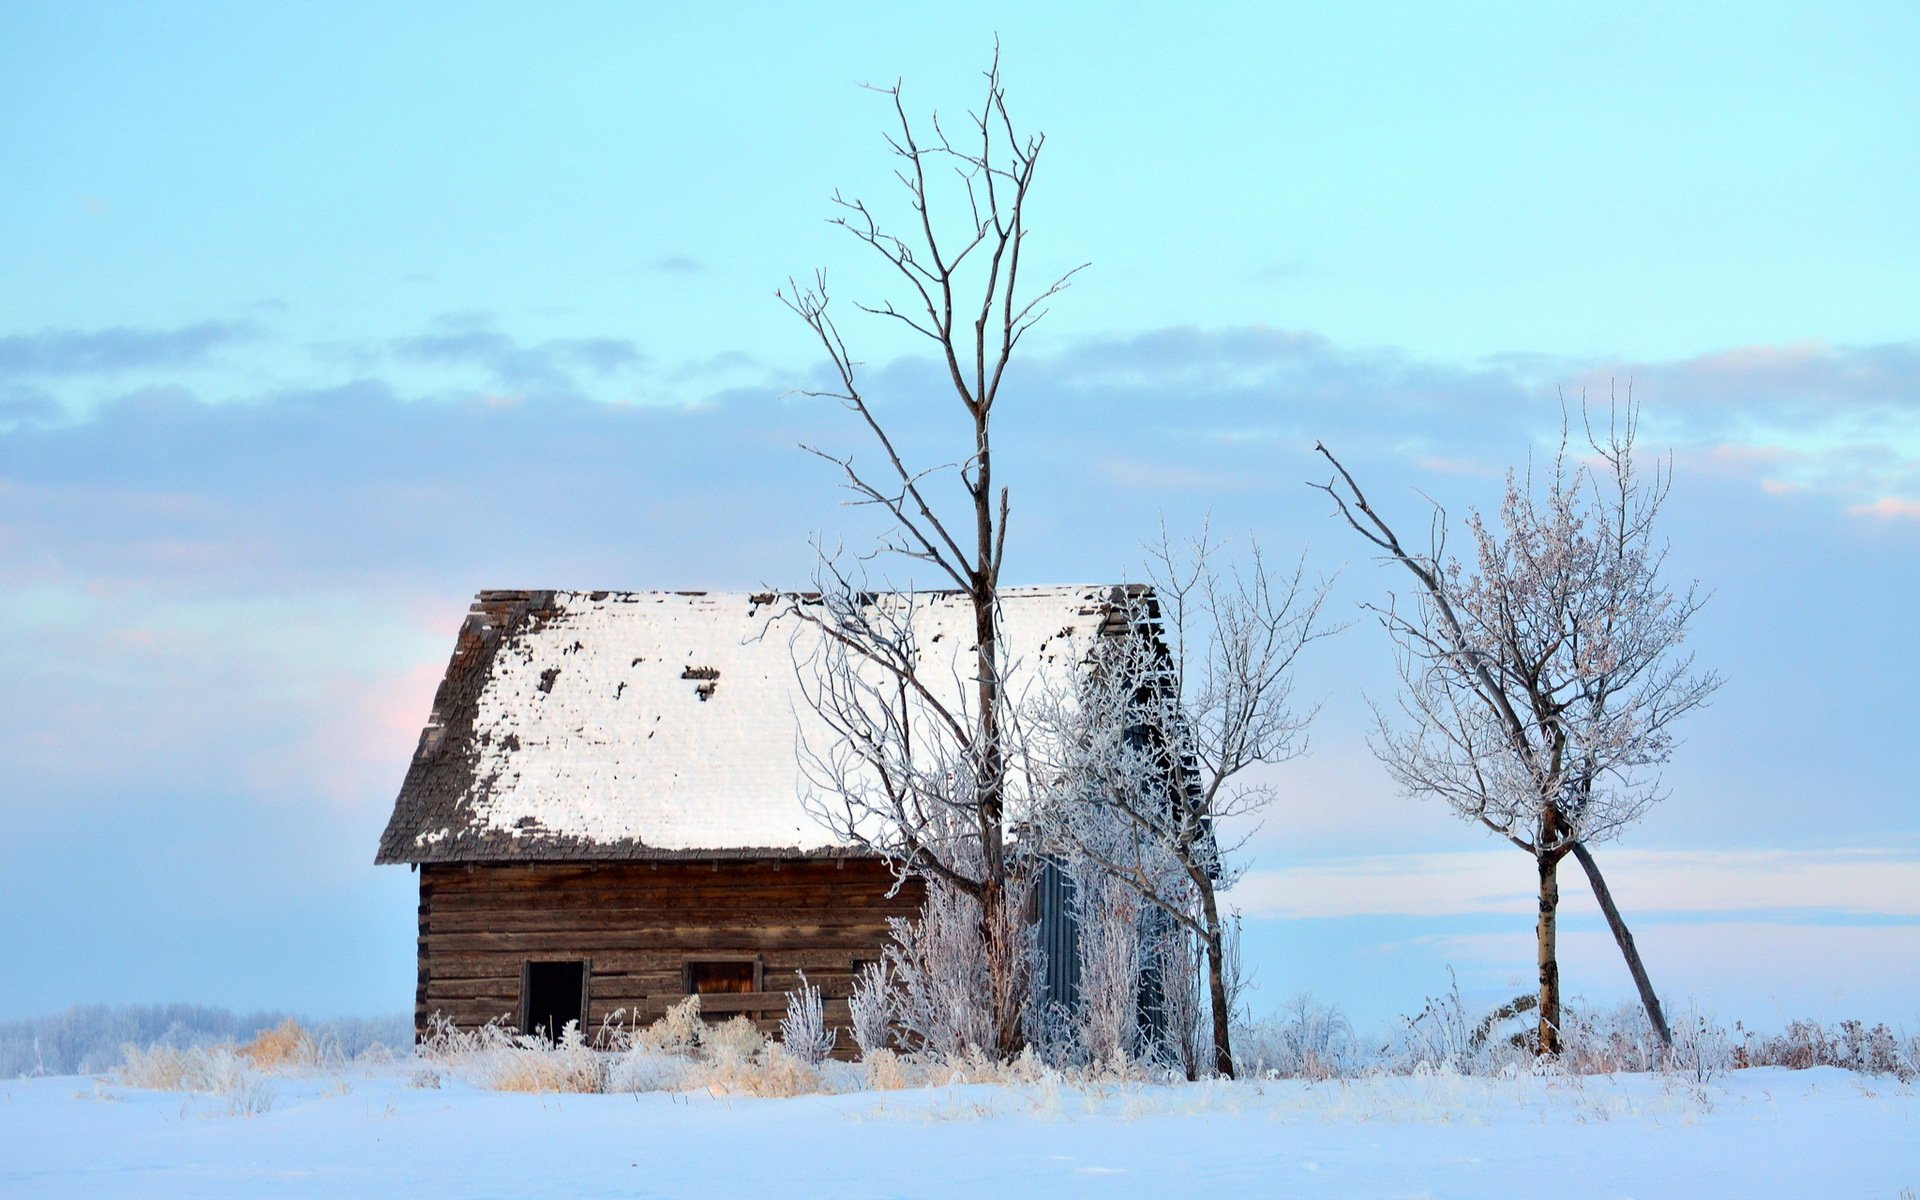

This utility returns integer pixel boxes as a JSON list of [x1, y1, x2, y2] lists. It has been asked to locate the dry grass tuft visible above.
[[862, 1047, 910, 1090], [702, 1016, 766, 1065], [116, 1044, 274, 1115], [238, 1018, 320, 1069], [634, 996, 704, 1055]]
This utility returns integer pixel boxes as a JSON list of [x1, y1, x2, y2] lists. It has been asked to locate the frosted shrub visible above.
[[635, 996, 703, 1055], [1387, 976, 1536, 1075], [779, 972, 837, 1066], [848, 960, 894, 1058], [484, 1022, 607, 1094], [1391, 974, 1476, 1072], [731, 1043, 822, 1098], [119, 1043, 211, 1090], [117, 1044, 274, 1115], [1736, 1017, 1918, 1080], [1559, 1003, 1664, 1075], [1150, 926, 1206, 1079], [1070, 860, 1141, 1066], [861, 1046, 911, 1089], [419, 1015, 606, 1093], [1667, 1005, 1733, 1085], [608, 1048, 700, 1093], [884, 878, 993, 1057], [702, 1015, 765, 1065], [1236, 993, 1358, 1079]]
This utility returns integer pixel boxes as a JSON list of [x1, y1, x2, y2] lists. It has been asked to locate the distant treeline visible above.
[[0, 1004, 412, 1078]]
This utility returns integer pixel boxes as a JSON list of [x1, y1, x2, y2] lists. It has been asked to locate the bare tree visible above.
[[1038, 531, 1333, 1076], [777, 47, 1084, 1057], [1313, 404, 1720, 1054]]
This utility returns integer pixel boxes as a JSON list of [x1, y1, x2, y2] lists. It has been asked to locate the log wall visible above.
[[416, 859, 923, 1051]]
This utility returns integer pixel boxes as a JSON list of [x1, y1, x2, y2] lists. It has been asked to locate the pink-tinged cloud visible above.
[[249, 658, 447, 808], [1848, 496, 1920, 521]]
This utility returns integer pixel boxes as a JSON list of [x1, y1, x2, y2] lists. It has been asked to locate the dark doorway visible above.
[[522, 960, 587, 1041]]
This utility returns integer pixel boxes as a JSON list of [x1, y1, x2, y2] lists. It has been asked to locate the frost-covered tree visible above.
[[1314, 405, 1720, 1053], [1039, 532, 1333, 1076], [780, 47, 1082, 1058]]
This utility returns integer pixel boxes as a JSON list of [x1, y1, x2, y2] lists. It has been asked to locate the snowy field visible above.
[[3, 1063, 1915, 1199]]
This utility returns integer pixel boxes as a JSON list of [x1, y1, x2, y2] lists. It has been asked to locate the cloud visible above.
[[0, 322, 257, 378], [1848, 496, 1920, 521], [0, 376, 850, 594], [390, 319, 646, 398], [1227, 848, 1920, 922], [0, 385, 61, 425], [647, 254, 707, 274]]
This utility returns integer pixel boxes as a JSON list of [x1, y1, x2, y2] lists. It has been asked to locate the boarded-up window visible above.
[[685, 959, 759, 994]]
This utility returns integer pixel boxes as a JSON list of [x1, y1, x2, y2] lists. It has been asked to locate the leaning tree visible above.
[[777, 48, 1083, 1057], [1314, 405, 1719, 1054]]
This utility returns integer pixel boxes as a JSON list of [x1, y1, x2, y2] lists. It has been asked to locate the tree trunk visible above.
[[979, 877, 1027, 1057], [1569, 840, 1672, 1048], [1536, 850, 1563, 1056], [1199, 884, 1234, 1077]]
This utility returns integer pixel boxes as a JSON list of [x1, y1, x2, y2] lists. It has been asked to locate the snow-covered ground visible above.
[[3, 1063, 1914, 1198]]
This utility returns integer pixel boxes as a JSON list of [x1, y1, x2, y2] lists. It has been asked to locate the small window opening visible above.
[[522, 960, 587, 1042], [685, 959, 759, 994]]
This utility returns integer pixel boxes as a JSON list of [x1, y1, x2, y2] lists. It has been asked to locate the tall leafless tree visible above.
[[777, 47, 1083, 1057], [1313, 404, 1720, 1054], [1038, 531, 1333, 1076]]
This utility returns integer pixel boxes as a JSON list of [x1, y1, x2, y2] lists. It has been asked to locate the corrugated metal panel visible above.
[[1035, 856, 1079, 1011]]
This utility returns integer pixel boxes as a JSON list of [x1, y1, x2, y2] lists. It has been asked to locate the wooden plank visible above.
[[426, 905, 903, 934], [423, 861, 903, 896], [627, 993, 855, 1020], [426, 926, 893, 954], [427, 884, 918, 914]]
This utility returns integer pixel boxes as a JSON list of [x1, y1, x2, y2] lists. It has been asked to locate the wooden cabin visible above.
[[376, 586, 1133, 1046]]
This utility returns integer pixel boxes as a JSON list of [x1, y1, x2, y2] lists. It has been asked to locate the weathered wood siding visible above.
[[416, 859, 923, 1050]]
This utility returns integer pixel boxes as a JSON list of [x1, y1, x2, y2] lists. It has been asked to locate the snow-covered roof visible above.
[[376, 586, 1131, 864]]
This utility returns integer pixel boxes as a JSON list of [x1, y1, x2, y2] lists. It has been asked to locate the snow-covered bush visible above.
[[703, 1015, 766, 1064], [848, 960, 893, 1058], [1735, 1017, 1918, 1080], [1558, 1003, 1665, 1075], [1070, 858, 1141, 1066], [881, 877, 994, 1057], [1235, 993, 1358, 1079], [607, 1048, 701, 1093], [779, 972, 837, 1066], [634, 996, 704, 1055], [1667, 1005, 1734, 1086], [418, 1015, 607, 1093], [1150, 925, 1206, 1079], [1385, 976, 1537, 1076], [117, 1044, 275, 1115], [861, 1046, 909, 1089]]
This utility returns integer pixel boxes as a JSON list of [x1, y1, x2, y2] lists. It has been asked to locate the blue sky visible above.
[[2, 1, 1916, 1035]]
